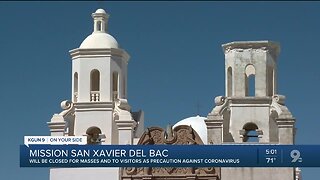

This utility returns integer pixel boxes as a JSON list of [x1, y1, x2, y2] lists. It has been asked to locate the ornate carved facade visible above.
[[121, 125, 220, 180]]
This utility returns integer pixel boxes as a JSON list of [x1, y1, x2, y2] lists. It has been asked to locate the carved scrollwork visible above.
[[123, 167, 144, 175], [212, 96, 228, 116], [60, 100, 72, 110], [173, 126, 198, 145], [150, 128, 165, 144], [271, 94, 295, 120], [113, 98, 136, 130], [165, 167, 175, 174], [214, 96, 225, 106], [123, 126, 220, 179], [138, 125, 202, 145], [171, 167, 190, 174], [195, 167, 216, 174], [59, 100, 74, 117], [123, 166, 217, 177], [273, 94, 285, 105], [125, 167, 136, 175], [115, 98, 131, 111], [149, 167, 192, 175]]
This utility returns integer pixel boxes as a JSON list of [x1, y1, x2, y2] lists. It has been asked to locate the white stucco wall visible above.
[[73, 109, 115, 144], [221, 167, 294, 180], [229, 101, 270, 143], [50, 168, 120, 180]]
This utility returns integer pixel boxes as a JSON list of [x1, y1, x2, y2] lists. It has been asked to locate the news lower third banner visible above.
[[20, 144, 320, 167]]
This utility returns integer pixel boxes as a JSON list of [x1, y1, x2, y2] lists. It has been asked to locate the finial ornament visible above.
[[91, 9, 109, 33]]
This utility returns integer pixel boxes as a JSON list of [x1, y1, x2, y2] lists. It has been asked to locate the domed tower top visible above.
[[69, 8, 130, 103], [80, 9, 118, 49]]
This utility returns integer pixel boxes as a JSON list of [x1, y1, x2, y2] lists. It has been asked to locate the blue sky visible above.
[[1, 1, 320, 179]]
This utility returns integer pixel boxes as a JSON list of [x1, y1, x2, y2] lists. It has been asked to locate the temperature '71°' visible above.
[[266, 157, 277, 163]]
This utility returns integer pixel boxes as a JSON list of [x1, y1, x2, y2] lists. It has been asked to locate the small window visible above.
[[242, 123, 259, 142], [123, 77, 126, 98], [227, 67, 232, 96], [74, 72, 78, 92], [113, 72, 119, 99], [245, 64, 256, 96], [267, 67, 274, 96], [74, 72, 78, 102], [247, 74, 255, 96], [96, 21, 102, 31], [90, 70, 100, 91]]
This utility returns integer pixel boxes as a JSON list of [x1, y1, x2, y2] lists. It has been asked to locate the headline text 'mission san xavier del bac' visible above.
[[29, 149, 169, 158]]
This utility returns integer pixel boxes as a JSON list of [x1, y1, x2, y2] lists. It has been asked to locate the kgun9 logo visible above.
[[290, 150, 303, 163]]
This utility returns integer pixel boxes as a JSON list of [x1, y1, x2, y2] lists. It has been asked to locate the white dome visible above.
[[80, 33, 118, 49], [95, 9, 107, 14], [173, 115, 207, 144]]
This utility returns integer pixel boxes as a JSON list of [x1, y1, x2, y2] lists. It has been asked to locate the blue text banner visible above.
[[20, 145, 320, 167]]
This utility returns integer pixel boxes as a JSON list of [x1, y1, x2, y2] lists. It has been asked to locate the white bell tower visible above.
[[69, 8, 132, 145], [206, 41, 297, 180], [222, 41, 282, 144], [48, 8, 139, 180]]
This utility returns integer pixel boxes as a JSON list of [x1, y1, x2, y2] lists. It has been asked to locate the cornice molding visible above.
[[222, 41, 280, 59], [74, 102, 113, 112], [47, 121, 66, 132], [228, 96, 272, 106], [69, 48, 130, 63], [276, 118, 295, 128]]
